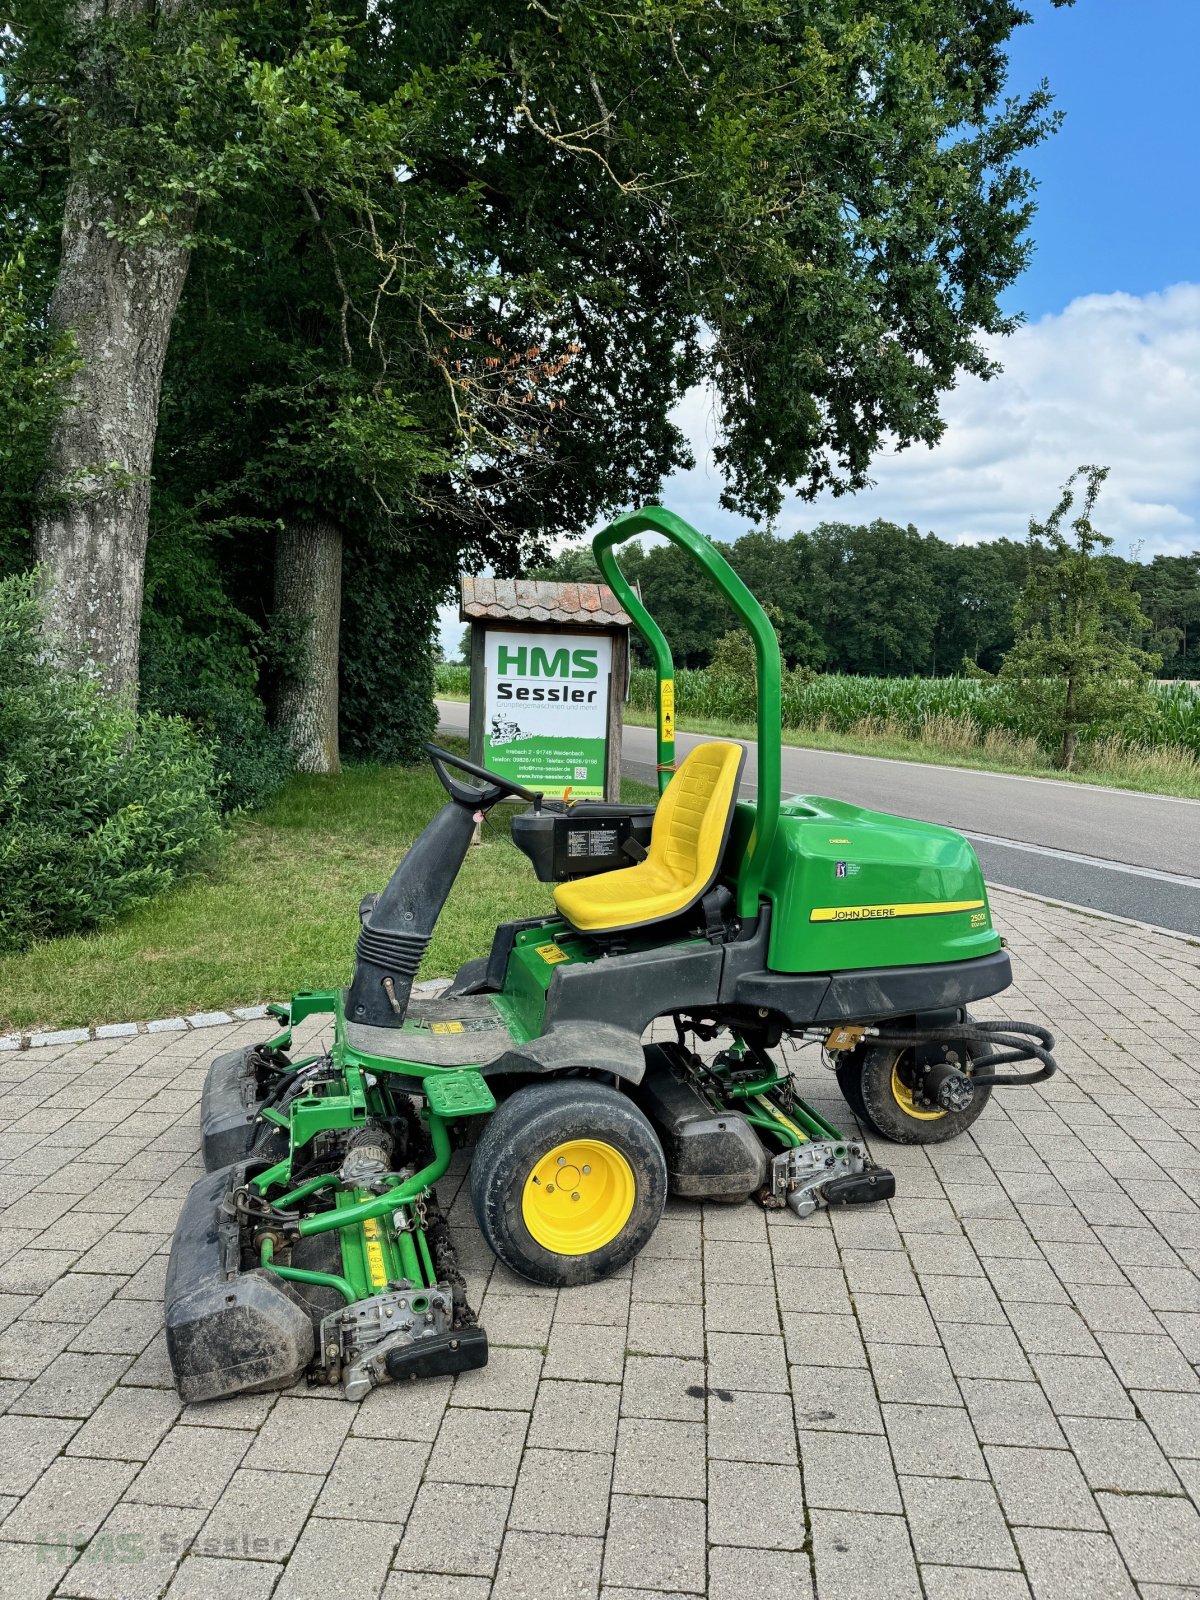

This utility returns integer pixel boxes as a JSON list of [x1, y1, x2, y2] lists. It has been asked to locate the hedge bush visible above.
[[0, 572, 223, 951]]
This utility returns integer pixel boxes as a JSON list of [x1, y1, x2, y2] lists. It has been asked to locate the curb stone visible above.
[[0, 980, 448, 1053]]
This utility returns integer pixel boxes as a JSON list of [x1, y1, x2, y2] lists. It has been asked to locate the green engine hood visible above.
[[726, 795, 1001, 974]]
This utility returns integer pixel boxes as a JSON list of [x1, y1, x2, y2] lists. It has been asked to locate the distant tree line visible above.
[[531, 523, 1200, 679]]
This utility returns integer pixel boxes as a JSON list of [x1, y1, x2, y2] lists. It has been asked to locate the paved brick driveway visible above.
[[0, 886, 1197, 1600]]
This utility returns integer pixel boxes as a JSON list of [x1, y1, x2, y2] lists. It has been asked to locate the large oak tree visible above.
[[7, 1, 1065, 762]]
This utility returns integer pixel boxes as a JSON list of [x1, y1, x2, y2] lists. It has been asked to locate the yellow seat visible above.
[[553, 741, 746, 935]]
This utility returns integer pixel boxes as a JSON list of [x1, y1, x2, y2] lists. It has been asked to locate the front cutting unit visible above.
[[167, 505, 1056, 1404]]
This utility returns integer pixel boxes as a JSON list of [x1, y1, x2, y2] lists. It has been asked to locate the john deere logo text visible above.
[[496, 645, 600, 704]]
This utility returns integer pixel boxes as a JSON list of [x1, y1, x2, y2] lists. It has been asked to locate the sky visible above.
[[440, 0, 1200, 651]]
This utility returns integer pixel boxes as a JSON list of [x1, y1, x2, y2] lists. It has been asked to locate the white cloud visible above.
[[661, 282, 1200, 559], [435, 284, 1200, 659]]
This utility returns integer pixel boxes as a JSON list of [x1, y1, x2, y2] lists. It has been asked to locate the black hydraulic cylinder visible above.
[[345, 800, 479, 1029]]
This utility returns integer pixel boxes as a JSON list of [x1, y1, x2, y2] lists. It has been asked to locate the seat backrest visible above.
[[648, 740, 745, 890]]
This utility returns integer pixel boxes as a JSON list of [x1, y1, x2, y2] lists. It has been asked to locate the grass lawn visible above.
[[0, 742, 655, 1034]]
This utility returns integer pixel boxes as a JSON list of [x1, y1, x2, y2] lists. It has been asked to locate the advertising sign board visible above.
[[483, 630, 613, 798]]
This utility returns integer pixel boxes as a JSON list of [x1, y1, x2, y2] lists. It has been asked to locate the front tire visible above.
[[470, 1080, 667, 1287]]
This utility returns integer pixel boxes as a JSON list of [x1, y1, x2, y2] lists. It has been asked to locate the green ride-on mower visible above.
[[166, 506, 1056, 1404]]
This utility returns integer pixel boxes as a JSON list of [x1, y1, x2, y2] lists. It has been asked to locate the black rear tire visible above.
[[844, 1039, 992, 1145], [470, 1080, 667, 1287]]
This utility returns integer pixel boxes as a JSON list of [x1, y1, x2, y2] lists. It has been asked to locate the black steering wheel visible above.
[[423, 742, 543, 809]]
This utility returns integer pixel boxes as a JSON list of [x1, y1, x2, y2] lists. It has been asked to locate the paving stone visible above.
[[707, 1545, 813, 1600], [449, 1344, 541, 1413], [164, 1555, 284, 1600], [986, 1443, 1105, 1529], [612, 1415, 704, 1497], [272, 1514, 399, 1600], [242, 1396, 352, 1474], [919, 1568, 1032, 1600], [58, 1502, 205, 1600], [94, 1025, 138, 1041], [10, 1353, 130, 1419], [792, 1363, 882, 1433], [781, 1311, 867, 1368], [883, 1402, 987, 1479], [706, 1332, 789, 1393], [127, 1424, 254, 1509], [1132, 1389, 1200, 1459], [809, 1509, 922, 1600], [1096, 1491, 1200, 1586], [1062, 1415, 1182, 1493], [842, 1247, 921, 1296], [0, 1539, 79, 1600], [196, 1468, 322, 1562], [1, 1454, 137, 1546], [0, 1413, 80, 1496], [854, 1292, 941, 1347], [528, 1379, 620, 1453], [313, 1435, 428, 1523], [511, 1444, 614, 1532], [1015, 1526, 1138, 1599], [355, 1369, 457, 1446], [959, 1377, 1066, 1447], [382, 1578, 490, 1600], [702, 1281, 781, 1337], [395, 1480, 510, 1577], [798, 1429, 902, 1513], [602, 1493, 706, 1593], [706, 1388, 795, 1465], [1094, 1329, 1200, 1391], [552, 1275, 630, 1326], [493, 1530, 604, 1600], [900, 1474, 1018, 1568], [868, 1340, 959, 1404], [1030, 1353, 1135, 1419], [621, 1356, 706, 1421], [545, 1319, 629, 1378], [64, 1385, 181, 1461], [1006, 1300, 1101, 1356], [707, 1459, 806, 1550]]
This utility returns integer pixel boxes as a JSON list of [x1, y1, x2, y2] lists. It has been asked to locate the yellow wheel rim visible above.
[[891, 1058, 946, 1122], [521, 1138, 636, 1257]]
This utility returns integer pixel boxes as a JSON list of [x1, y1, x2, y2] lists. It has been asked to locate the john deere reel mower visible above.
[[166, 506, 1056, 1404]]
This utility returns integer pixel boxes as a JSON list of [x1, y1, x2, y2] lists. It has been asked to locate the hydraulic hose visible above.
[[868, 1019, 1057, 1088]]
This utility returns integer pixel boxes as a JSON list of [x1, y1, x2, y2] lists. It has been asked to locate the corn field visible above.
[[436, 663, 1200, 758]]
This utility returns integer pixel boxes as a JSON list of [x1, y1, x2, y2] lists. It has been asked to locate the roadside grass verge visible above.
[[436, 688, 1200, 798], [0, 743, 655, 1034]]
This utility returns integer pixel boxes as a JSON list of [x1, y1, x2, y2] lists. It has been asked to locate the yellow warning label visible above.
[[362, 1218, 388, 1287], [660, 679, 675, 741], [430, 1020, 465, 1034], [810, 899, 985, 924], [535, 942, 569, 964]]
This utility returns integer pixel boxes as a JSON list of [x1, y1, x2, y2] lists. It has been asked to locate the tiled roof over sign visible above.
[[460, 576, 631, 628]]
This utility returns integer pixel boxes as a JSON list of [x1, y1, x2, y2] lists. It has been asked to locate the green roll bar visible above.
[[592, 505, 782, 921]]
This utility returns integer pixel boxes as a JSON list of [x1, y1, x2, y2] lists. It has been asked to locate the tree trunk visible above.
[[32, 1, 194, 701], [1059, 675, 1077, 770], [275, 518, 343, 775]]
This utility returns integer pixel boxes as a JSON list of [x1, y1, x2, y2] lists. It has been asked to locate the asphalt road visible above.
[[435, 700, 1200, 936]]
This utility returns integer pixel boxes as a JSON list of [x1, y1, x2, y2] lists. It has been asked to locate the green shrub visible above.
[[0, 572, 223, 951], [140, 508, 294, 813], [340, 540, 441, 764]]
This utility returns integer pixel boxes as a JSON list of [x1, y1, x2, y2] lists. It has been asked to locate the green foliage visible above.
[[339, 540, 442, 764], [0, 573, 222, 952], [1001, 468, 1160, 768], [139, 505, 294, 813], [610, 668, 1199, 758], [0, 255, 76, 573]]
